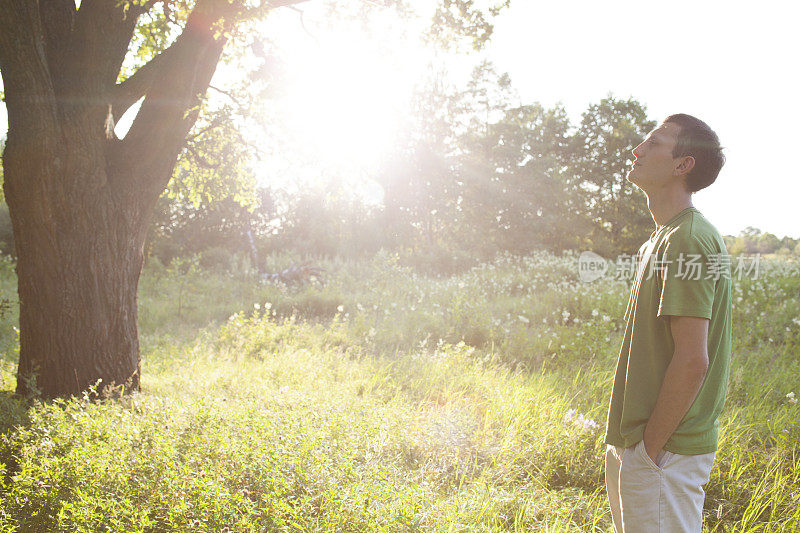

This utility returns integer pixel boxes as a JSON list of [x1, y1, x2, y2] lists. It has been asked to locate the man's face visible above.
[[627, 122, 683, 191]]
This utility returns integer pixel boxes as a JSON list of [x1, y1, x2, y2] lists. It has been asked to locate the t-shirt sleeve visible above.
[[657, 233, 716, 319]]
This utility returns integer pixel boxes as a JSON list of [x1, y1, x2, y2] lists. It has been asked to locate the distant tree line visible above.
[[139, 58, 664, 269], [1, 78, 797, 270], [723, 227, 800, 256]]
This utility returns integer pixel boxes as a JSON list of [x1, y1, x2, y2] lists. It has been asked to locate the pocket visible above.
[[636, 440, 664, 472], [656, 449, 675, 469]]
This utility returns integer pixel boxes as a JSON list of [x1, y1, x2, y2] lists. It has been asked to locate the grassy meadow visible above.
[[0, 252, 798, 532]]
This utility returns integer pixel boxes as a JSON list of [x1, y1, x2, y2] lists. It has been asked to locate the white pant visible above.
[[605, 441, 715, 533]]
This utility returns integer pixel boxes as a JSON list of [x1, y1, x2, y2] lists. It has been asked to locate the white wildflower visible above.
[[564, 408, 599, 432]]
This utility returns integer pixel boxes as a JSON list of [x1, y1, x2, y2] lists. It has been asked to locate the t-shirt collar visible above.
[[650, 207, 698, 242]]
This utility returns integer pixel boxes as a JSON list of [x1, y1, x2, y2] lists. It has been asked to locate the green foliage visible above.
[[165, 255, 202, 320], [460, 100, 587, 254], [150, 194, 263, 261], [149, 234, 181, 266], [122, 2, 186, 76], [0, 253, 798, 530], [428, 0, 512, 51], [397, 245, 479, 275], [198, 246, 233, 272], [370, 64, 596, 258], [143, 57, 664, 263], [128, 1, 664, 262], [129, 0, 515, 265], [0, 253, 799, 530], [0, 203, 13, 256], [274, 190, 385, 258], [726, 227, 799, 256], [0, 255, 17, 356], [171, 128, 257, 211], [570, 96, 656, 256], [0, 136, 4, 204], [757, 232, 781, 254]]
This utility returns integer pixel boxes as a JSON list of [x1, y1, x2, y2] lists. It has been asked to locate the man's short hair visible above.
[[663, 114, 725, 193]]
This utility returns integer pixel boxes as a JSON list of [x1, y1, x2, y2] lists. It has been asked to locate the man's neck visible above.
[[646, 188, 694, 228]]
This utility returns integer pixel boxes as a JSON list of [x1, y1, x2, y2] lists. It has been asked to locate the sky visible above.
[[1, 0, 798, 238], [485, 0, 799, 238]]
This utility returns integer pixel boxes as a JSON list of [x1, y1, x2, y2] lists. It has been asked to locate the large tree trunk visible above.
[[12, 204, 145, 398], [0, 0, 227, 398], [7, 156, 148, 398]]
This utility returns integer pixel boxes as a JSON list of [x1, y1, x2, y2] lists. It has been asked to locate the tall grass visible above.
[[0, 252, 798, 531]]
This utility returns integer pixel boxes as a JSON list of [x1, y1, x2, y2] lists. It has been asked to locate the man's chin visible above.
[[626, 172, 646, 192]]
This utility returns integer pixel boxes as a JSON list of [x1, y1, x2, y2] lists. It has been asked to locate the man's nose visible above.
[[632, 144, 642, 158]]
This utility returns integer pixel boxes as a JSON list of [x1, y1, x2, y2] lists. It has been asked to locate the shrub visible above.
[[199, 246, 232, 272], [151, 239, 181, 266], [0, 203, 14, 256]]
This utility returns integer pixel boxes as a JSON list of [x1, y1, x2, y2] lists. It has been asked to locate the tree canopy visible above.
[[0, 0, 513, 398]]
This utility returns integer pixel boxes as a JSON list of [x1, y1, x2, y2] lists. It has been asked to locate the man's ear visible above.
[[674, 155, 695, 176]]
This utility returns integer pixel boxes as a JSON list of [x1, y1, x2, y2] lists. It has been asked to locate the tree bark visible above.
[[0, 0, 226, 398], [9, 159, 147, 398]]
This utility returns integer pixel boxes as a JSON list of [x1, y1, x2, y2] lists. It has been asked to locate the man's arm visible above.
[[643, 315, 710, 462]]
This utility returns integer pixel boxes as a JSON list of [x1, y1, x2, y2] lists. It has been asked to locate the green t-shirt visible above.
[[604, 207, 732, 455]]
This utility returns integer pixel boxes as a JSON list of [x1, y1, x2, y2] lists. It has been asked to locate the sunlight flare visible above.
[[254, 10, 431, 194]]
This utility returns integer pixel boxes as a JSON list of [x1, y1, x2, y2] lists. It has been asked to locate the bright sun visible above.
[[115, 6, 434, 201], [283, 35, 406, 169], [253, 7, 429, 196]]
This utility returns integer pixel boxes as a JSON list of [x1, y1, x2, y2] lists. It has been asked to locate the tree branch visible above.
[[186, 115, 226, 142], [104, 0, 316, 213], [185, 143, 219, 169], [69, 0, 141, 96], [112, 1, 228, 205], [207, 84, 255, 111], [110, 46, 175, 120], [108, 0, 312, 123]]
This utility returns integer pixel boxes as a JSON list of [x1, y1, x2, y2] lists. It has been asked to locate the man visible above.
[[604, 114, 731, 532]]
